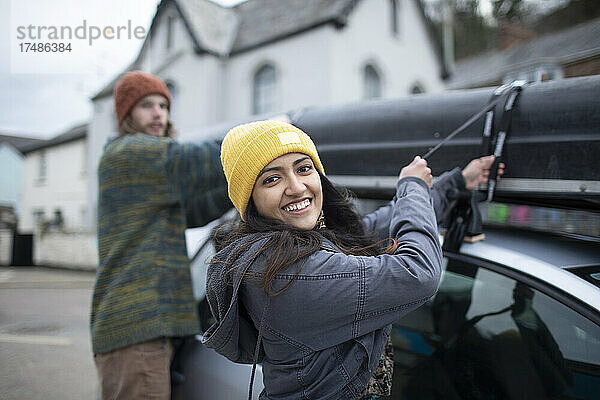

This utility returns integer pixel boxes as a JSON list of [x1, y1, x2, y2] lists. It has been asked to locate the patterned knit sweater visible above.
[[90, 133, 231, 354]]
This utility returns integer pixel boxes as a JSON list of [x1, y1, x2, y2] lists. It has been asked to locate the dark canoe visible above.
[[291, 76, 600, 211], [195, 76, 600, 211]]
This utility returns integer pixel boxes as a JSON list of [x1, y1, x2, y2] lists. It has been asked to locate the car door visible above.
[[173, 221, 264, 400], [389, 255, 600, 400]]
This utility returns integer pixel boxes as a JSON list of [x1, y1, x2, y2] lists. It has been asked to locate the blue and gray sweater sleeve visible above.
[[166, 140, 232, 228]]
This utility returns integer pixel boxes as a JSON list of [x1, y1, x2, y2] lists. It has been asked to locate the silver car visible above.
[[174, 202, 600, 400]]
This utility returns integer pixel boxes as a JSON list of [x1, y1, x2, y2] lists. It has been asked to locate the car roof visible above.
[[456, 226, 600, 314], [475, 226, 600, 269]]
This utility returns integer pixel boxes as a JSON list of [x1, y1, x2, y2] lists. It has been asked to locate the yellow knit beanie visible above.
[[221, 120, 325, 220]]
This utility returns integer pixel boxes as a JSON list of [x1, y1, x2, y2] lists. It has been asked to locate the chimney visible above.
[[442, 0, 455, 75]]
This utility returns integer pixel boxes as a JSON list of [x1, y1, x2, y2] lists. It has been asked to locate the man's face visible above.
[[129, 94, 169, 137]]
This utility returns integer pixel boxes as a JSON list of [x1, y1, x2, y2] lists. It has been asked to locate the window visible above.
[[37, 151, 47, 184], [390, 0, 400, 36], [253, 64, 277, 115], [166, 82, 177, 122], [391, 257, 600, 399], [81, 142, 87, 176], [363, 64, 382, 100], [80, 206, 87, 227], [166, 15, 175, 50], [33, 209, 45, 225], [410, 82, 425, 94], [52, 209, 64, 230]]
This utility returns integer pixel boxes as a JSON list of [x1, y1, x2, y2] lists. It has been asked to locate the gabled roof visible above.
[[176, 0, 240, 55], [449, 17, 600, 89], [0, 134, 45, 154], [227, 0, 354, 54], [93, 0, 446, 99], [21, 123, 88, 154]]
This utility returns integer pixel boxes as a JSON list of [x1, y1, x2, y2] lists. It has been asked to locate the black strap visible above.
[[480, 83, 510, 156], [423, 97, 504, 159], [248, 298, 270, 400], [486, 83, 525, 202]]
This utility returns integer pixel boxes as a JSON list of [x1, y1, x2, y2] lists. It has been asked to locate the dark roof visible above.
[[229, 0, 353, 53], [0, 134, 45, 154], [21, 123, 88, 154], [92, 0, 446, 99], [449, 17, 600, 89]]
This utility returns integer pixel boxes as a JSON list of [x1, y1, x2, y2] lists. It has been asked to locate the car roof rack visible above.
[[191, 76, 599, 212], [290, 76, 600, 212]]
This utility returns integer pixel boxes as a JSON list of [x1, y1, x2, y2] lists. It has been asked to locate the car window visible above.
[[391, 256, 600, 400]]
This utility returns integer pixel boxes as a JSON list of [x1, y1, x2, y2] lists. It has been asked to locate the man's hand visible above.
[[462, 155, 505, 190], [400, 156, 433, 188]]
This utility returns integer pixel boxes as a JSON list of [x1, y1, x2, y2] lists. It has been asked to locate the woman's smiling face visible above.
[[251, 152, 323, 230]]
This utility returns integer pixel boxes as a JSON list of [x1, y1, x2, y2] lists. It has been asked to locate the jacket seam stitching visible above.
[[271, 272, 360, 280], [352, 258, 366, 337], [333, 343, 352, 384], [263, 324, 312, 354], [297, 354, 310, 400], [361, 296, 432, 319]]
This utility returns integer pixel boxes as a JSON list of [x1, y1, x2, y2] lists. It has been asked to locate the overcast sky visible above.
[[1, 0, 247, 139]]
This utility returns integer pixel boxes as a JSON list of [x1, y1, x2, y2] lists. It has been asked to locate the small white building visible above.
[[19, 124, 97, 269], [0, 134, 44, 217], [87, 0, 448, 228], [0, 134, 44, 265]]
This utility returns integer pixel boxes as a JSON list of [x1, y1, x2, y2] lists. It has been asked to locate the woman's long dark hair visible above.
[[216, 172, 398, 296]]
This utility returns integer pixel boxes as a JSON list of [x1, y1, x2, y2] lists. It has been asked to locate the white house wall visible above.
[[330, 0, 444, 104], [20, 139, 88, 233], [224, 26, 333, 122], [0, 144, 24, 215], [86, 96, 116, 228], [161, 52, 213, 141]]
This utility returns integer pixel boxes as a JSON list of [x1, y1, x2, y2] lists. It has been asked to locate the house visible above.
[[0, 134, 44, 265], [447, 17, 600, 89], [18, 123, 97, 269], [86, 0, 447, 228], [0, 133, 44, 216]]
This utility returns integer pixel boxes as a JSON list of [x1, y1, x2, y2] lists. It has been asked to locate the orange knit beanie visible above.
[[113, 71, 171, 125]]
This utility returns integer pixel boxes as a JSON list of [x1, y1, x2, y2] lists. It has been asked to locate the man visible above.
[[90, 71, 230, 399]]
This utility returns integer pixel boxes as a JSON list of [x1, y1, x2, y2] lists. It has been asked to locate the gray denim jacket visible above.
[[203, 170, 464, 399]]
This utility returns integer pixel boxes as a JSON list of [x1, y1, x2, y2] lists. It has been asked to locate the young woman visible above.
[[202, 120, 489, 399]]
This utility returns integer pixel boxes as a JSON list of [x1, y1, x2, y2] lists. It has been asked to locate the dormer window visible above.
[[391, 0, 400, 36], [166, 15, 175, 50]]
